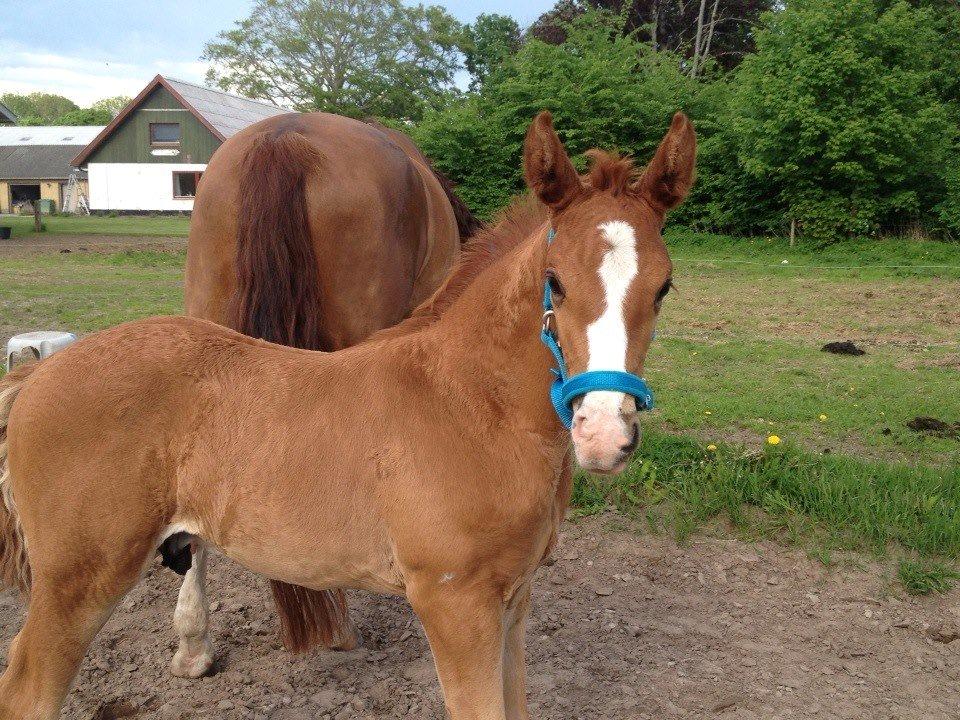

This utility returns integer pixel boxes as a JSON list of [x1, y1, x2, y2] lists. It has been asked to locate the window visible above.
[[173, 171, 202, 199], [150, 122, 181, 145]]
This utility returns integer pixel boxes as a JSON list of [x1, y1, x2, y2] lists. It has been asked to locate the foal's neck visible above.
[[431, 225, 563, 443]]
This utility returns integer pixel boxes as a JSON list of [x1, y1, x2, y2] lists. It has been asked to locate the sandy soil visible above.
[[1, 513, 957, 720], [0, 234, 187, 257]]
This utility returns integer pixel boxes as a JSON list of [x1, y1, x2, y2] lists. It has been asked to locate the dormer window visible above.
[[150, 122, 181, 145]]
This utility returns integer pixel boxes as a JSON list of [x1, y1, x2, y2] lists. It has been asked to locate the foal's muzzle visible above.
[[571, 391, 641, 474]]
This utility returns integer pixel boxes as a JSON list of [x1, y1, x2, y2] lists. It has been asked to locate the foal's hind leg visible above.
[[0, 556, 150, 719], [170, 542, 215, 678]]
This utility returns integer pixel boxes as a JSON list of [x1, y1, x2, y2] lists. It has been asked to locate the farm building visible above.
[[0, 125, 103, 214], [73, 75, 288, 212], [0, 101, 17, 125]]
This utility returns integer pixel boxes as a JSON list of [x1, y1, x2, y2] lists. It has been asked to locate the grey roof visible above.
[[165, 77, 289, 138], [0, 144, 86, 180], [0, 100, 17, 125]]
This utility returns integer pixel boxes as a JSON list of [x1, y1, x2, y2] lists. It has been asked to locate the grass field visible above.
[[0, 214, 191, 237], [1, 227, 958, 592]]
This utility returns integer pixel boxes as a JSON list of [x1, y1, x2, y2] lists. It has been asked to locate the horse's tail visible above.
[[0, 364, 39, 594], [228, 128, 328, 349], [229, 128, 355, 653]]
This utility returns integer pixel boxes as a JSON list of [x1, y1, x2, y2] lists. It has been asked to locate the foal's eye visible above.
[[546, 270, 566, 303], [654, 279, 673, 308]]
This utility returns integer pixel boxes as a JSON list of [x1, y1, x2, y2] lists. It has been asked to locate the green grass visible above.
[[0, 250, 185, 338], [666, 228, 960, 279], [0, 214, 191, 237], [574, 431, 960, 592], [897, 559, 960, 595]]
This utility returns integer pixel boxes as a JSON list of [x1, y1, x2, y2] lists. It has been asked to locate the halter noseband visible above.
[[540, 228, 655, 429]]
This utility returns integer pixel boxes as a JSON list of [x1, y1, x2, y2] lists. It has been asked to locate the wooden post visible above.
[[33, 201, 41, 233], [789, 218, 796, 248]]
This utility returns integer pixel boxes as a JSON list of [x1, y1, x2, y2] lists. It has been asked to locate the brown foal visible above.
[[0, 111, 695, 719]]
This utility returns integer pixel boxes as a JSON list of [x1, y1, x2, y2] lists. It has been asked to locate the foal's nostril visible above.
[[620, 424, 640, 454]]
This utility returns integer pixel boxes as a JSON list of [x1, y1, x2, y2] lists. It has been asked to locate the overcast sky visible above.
[[0, 0, 553, 106]]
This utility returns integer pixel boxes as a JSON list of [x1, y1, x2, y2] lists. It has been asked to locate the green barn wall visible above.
[[85, 87, 222, 164]]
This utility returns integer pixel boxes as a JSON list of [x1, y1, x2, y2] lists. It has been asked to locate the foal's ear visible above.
[[634, 112, 697, 214], [523, 111, 583, 211]]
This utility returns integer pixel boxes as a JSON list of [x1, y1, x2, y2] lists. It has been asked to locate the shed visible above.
[[0, 126, 103, 213], [73, 75, 289, 212]]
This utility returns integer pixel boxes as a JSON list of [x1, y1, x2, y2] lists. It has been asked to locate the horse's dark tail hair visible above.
[[229, 128, 328, 349], [229, 128, 354, 653]]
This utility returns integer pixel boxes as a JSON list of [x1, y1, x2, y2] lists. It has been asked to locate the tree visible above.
[[732, 0, 957, 239], [0, 92, 78, 125], [54, 108, 114, 125], [91, 96, 132, 118], [203, 0, 462, 120], [459, 14, 522, 89], [529, 0, 774, 71], [415, 10, 701, 217]]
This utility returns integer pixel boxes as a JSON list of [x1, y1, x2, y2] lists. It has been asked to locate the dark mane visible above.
[[370, 195, 546, 341], [585, 150, 639, 195]]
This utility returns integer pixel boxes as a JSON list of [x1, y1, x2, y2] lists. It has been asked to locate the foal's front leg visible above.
[[409, 580, 507, 720], [170, 543, 215, 678], [503, 582, 532, 720]]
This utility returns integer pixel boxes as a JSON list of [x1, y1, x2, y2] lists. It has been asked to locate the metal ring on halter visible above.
[[541, 309, 557, 335]]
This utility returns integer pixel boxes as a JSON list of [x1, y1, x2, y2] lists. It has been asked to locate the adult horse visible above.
[[0, 110, 696, 719], [178, 112, 479, 676]]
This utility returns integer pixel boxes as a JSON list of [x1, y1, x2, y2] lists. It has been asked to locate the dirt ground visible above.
[[1, 513, 957, 720], [0, 234, 187, 257]]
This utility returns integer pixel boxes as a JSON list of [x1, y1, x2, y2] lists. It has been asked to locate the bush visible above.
[[414, 10, 701, 218], [731, 0, 958, 241]]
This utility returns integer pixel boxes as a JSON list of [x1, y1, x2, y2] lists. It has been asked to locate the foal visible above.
[[0, 111, 695, 719]]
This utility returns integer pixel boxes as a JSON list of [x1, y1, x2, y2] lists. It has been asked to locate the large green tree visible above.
[[459, 13, 522, 89], [203, 0, 462, 120], [731, 0, 957, 239]]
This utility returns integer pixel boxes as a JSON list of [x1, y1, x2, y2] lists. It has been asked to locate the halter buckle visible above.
[[541, 309, 557, 335]]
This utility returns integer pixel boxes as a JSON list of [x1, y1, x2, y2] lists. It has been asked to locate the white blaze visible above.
[[582, 220, 638, 414]]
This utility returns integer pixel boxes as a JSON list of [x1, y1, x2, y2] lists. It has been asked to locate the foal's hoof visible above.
[[170, 643, 214, 679], [329, 621, 361, 652]]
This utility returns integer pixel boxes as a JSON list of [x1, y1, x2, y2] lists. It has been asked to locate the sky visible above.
[[0, 0, 554, 107]]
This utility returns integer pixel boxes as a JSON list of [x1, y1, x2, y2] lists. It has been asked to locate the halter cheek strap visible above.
[[540, 228, 655, 429]]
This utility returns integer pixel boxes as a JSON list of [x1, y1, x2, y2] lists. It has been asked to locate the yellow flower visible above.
[[818, 414, 828, 421], [706, 444, 717, 451], [704, 410, 712, 415], [767, 435, 781, 445]]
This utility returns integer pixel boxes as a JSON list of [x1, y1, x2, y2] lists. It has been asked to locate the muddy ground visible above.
[[1, 513, 958, 720]]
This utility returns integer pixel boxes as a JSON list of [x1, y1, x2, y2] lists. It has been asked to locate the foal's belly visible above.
[[174, 477, 407, 597]]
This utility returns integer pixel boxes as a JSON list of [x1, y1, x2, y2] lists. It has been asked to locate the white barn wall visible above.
[[88, 163, 206, 211]]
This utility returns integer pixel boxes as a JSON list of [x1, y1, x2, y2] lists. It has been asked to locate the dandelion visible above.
[[818, 414, 828, 421], [704, 410, 712, 415], [707, 444, 717, 451], [767, 435, 781, 446]]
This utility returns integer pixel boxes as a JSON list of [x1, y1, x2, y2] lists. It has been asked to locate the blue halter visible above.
[[540, 228, 654, 429]]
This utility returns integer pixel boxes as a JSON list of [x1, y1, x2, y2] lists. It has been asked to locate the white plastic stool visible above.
[[5, 331, 77, 372]]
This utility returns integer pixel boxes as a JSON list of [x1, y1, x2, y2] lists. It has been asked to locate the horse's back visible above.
[[185, 113, 457, 347]]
